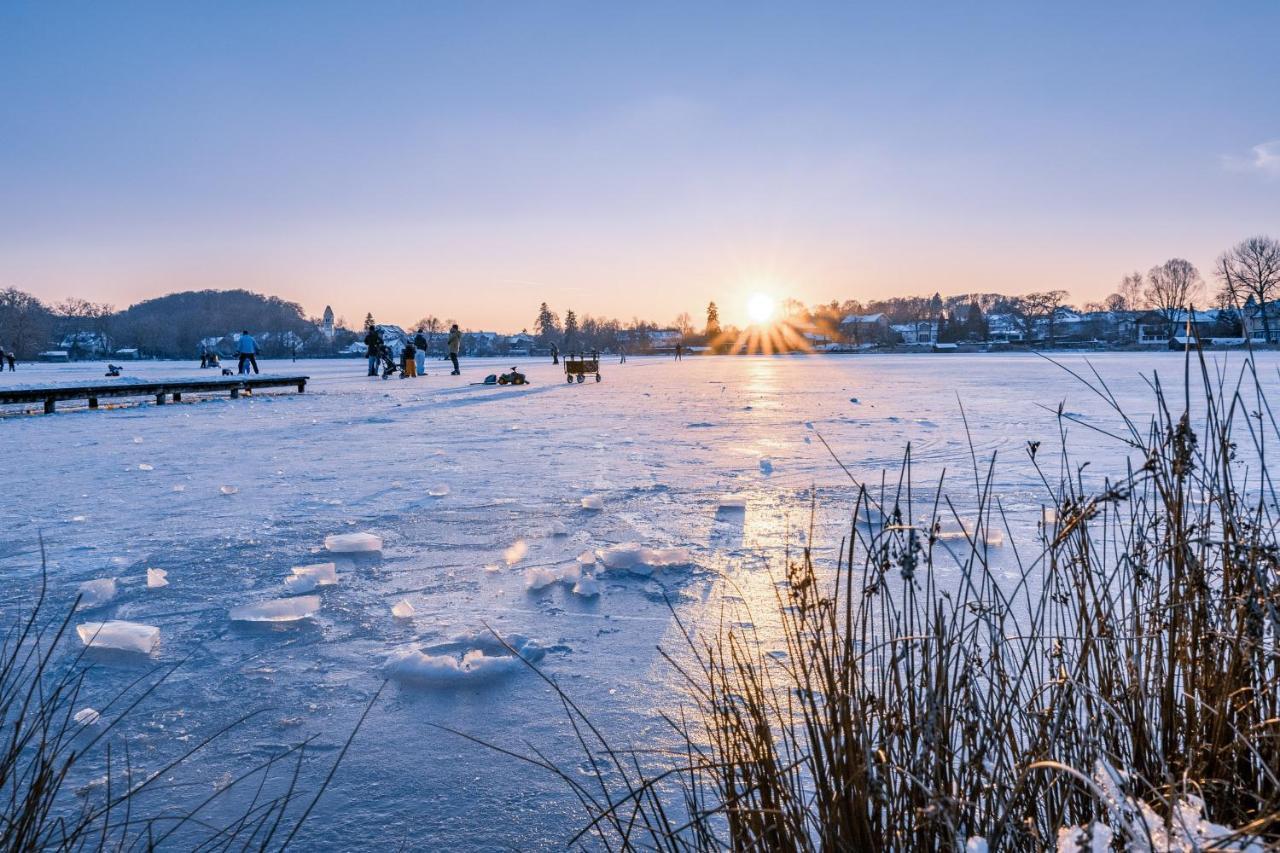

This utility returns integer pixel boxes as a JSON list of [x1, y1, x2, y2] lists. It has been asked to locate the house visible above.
[[1135, 310, 1226, 345], [58, 331, 110, 358], [647, 329, 683, 350], [986, 313, 1024, 343], [840, 313, 891, 344], [890, 320, 939, 346], [38, 350, 70, 362], [114, 348, 140, 360], [1244, 300, 1280, 343], [506, 333, 535, 356]]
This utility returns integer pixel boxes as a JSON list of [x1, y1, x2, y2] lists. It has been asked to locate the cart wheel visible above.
[[577, 374, 584, 383], [566, 375, 573, 383], [596, 374, 602, 382]]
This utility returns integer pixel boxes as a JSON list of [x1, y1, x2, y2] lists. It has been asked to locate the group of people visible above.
[[366, 324, 461, 379]]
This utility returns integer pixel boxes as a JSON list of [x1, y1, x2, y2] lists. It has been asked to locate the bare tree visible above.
[[1103, 293, 1127, 312], [413, 314, 442, 349], [1017, 290, 1069, 343], [673, 312, 694, 337], [1117, 271, 1146, 311], [1216, 235, 1280, 343], [1145, 258, 1203, 323]]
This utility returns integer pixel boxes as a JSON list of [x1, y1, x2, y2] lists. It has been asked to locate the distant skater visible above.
[[550, 343, 559, 365], [447, 324, 461, 375], [237, 330, 259, 374], [414, 328, 428, 376], [618, 346, 626, 364], [674, 342, 683, 361]]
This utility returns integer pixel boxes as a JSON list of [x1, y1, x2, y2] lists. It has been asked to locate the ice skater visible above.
[[550, 342, 559, 365], [237, 330, 259, 374], [447, 324, 462, 375], [674, 342, 683, 361], [5, 351, 15, 371], [414, 328, 428, 375]]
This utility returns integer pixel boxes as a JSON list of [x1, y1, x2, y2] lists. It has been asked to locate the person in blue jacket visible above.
[[237, 330, 259, 374]]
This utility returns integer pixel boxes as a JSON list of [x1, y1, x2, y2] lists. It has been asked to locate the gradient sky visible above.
[[2, 2, 1278, 331]]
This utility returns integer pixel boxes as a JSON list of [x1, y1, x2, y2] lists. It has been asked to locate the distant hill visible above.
[[112, 289, 317, 358]]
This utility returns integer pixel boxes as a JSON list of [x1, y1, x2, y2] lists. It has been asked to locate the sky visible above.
[[2, 2, 1278, 331]]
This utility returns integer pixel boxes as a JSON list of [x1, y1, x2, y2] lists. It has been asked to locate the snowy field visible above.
[[2, 351, 1271, 849]]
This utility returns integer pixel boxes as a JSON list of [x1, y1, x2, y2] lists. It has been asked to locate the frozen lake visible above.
[[2, 351, 1270, 849]]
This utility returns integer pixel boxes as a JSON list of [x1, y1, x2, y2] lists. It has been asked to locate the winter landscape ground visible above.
[[1, 352, 1272, 849]]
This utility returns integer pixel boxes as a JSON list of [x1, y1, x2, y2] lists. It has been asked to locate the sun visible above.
[[746, 292, 776, 325]]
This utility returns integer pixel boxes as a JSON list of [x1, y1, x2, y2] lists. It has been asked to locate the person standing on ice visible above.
[[447, 324, 462, 375], [550, 342, 559, 365], [365, 326, 384, 376], [674, 342, 683, 361], [237, 331, 259, 374], [401, 338, 417, 378], [414, 328, 428, 376]]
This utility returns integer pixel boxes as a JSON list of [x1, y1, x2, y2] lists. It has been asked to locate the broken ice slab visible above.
[[580, 495, 603, 510], [524, 567, 559, 591], [230, 595, 321, 623], [146, 568, 169, 588], [391, 599, 415, 618], [572, 575, 601, 597], [324, 532, 382, 553], [427, 484, 450, 497], [284, 562, 338, 593], [219, 485, 238, 495], [717, 495, 748, 511], [74, 707, 101, 725], [77, 578, 117, 610], [503, 540, 528, 565], [577, 549, 597, 567], [549, 520, 568, 536], [596, 544, 692, 574], [77, 621, 160, 654]]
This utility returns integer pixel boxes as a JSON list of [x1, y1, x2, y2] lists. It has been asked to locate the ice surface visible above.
[[146, 568, 169, 588], [325, 532, 382, 553], [76, 621, 160, 654], [384, 632, 547, 686], [503, 540, 528, 565], [230, 595, 321, 623], [74, 708, 101, 726], [284, 562, 339, 594], [391, 598, 415, 618], [581, 494, 603, 510], [77, 578, 117, 609]]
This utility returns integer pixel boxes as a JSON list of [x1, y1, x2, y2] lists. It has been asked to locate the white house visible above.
[[891, 320, 939, 346]]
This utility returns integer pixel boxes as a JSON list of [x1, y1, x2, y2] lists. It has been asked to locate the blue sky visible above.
[[2, 2, 1277, 329]]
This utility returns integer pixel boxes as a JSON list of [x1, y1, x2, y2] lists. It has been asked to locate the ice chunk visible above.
[[427, 484, 450, 497], [384, 632, 545, 686], [483, 563, 501, 574], [557, 562, 581, 583], [284, 562, 338, 594], [758, 458, 773, 475], [580, 494, 603, 510], [503, 540, 528, 565], [524, 567, 559, 591], [577, 549, 597, 567], [391, 598, 415, 618], [324, 532, 382, 553], [984, 530, 1005, 547], [549, 520, 568, 536], [138, 463, 154, 471], [146, 568, 168, 588], [230, 595, 320, 623], [77, 578, 117, 610], [717, 494, 748, 511], [77, 621, 160, 654], [219, 485, 238, 495], [572, 575, 600, 597], [596, 544, 692, 574], [172, 484, 186, 492], [74, 707, 101, 726]]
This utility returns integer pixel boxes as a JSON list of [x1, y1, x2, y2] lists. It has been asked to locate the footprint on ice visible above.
[[384, 632, 546, 686], [146, 568, 169, 588], [230, 595, 321, 623], [77, 621, 159, 655], [77, 578, 117, 610], [284, 563, 338, 593], [325, 532, 382, 553], [427, 484, 450, 497]]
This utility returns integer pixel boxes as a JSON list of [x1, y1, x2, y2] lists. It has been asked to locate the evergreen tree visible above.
[[534, 302, 561, 343], [706, 302, 721, 338], [363, 313, 376, 334], [563, 309, 579, 349]]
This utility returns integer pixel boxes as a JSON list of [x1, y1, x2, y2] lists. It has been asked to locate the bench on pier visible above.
[[0, 375, 309, 414]]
